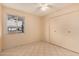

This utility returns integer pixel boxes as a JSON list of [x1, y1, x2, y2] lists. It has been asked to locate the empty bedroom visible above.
[[0, 3, 79, 56]]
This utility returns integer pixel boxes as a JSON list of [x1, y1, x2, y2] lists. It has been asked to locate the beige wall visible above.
[[2, 6, 42, 49], [0, 4, 3, 51], [44, 4, 79, 53]]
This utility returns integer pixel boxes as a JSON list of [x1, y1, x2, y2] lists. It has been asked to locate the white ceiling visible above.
[[3, 3, 70, 16]]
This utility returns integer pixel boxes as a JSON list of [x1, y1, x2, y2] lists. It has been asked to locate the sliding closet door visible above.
[[50, 18, 67, 44], [49, 11, 79, 53]]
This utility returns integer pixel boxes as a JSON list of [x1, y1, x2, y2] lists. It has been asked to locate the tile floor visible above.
[[0, 41, 79, 56]]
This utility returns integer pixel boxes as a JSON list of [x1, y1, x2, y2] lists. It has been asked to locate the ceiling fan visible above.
[[36, 3, 54, 11]]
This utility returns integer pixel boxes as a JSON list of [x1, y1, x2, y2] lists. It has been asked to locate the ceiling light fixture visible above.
[[41, 6, 49, 11], [39, 3, 49, 11]]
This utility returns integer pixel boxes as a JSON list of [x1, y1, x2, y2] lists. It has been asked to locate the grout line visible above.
[[2, 40, 40, 51]]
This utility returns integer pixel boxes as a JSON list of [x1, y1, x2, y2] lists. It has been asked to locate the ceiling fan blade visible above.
[[33, 7, 41, 12], [47, 5, 53, 8]]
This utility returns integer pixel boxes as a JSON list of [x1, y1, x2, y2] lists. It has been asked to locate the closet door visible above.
[[49, 15, 69, 44], [44, 19, 50, 42], [49, 11, 79, 53], [50, 17, 69, 45]]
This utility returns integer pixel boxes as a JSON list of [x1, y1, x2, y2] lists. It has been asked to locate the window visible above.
[[7, 14, 24, 33]]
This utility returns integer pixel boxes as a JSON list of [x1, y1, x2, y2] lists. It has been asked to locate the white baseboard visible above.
[[45, 41, 79, 54]]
